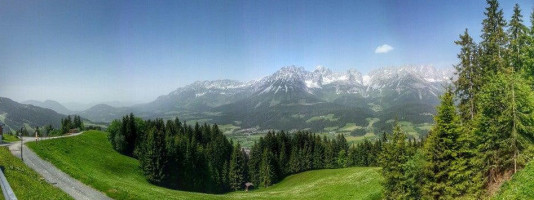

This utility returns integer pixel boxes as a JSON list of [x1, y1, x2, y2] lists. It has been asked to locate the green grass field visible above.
[[0, 147, 71, 200], [27, 130, 383, 200], [1, 134, 19, 142], [493, 160, 534, 199]]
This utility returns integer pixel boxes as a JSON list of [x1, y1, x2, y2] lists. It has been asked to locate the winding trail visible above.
[[7, 133, 112, 200]]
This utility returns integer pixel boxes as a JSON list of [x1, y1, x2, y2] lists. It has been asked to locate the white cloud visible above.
[[375, 44, 394, 54]]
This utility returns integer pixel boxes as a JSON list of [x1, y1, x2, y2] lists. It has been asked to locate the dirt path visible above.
[[8, 133, 112, 200]]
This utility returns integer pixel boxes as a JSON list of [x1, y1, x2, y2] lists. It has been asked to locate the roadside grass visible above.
[[0, 147, 71, 200], [27, 130, 383, 200], [493, 160, 534, 199], [1, 134, 19, 142]]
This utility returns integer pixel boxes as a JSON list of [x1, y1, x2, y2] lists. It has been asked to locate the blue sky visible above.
[[0, 0, 532, 104]]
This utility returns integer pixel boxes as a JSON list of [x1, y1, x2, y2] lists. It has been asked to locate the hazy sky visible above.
[[1, 0, 532, 104]]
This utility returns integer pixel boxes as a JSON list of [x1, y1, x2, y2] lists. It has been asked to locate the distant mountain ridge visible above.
[[77, 65, 453, 136], [22, 100, 73, 115], [0, 97, 65, 133]]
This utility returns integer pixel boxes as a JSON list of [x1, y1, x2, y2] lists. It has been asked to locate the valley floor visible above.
[[27, 131, 383, 200]]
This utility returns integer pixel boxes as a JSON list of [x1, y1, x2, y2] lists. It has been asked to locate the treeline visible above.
[[108, 114, 237, 193], [245, 130, 423, 188], [60, 115, 84, 134], [15, 115, 85, 137], [107, 113, 413, 193], [379, 1, 534, 199], [248, 132, 349, 187]]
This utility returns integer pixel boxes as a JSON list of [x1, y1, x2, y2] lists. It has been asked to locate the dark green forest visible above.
[[106, 113, 398, 193]]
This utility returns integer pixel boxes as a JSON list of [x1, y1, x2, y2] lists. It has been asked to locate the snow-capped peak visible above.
[[167, 65, 454, 99]]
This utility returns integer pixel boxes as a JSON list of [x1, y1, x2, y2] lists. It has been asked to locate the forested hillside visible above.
[[106, 113, 396, 193], [0, 97, 65, 133], [378, 1, 534, 199]]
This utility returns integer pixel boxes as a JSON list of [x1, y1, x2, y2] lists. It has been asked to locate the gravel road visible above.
[[8, 133, 112, 200]]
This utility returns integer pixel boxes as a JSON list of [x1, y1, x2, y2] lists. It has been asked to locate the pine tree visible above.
[[312, 139, 324, 169], [475, 71, 534, 188], [423, 89, 473, 199], [379, 121, 408, 200], [480, 0, 508, 76], [454, 29, 481, 121], [139, 126, 167, 185], [337, 150, 347, 168], [508, 4, 528, 72], [289, 147, 300, 173], [260, 149, 275, 187], [522, 9, 534, 79], [248, 142, 261, 186], [278, 142, 287, 175], [401, 151, 424, 200], [229, 143, 245, 191]]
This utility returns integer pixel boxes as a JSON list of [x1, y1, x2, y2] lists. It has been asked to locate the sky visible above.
[[0, 0, 532, 105]]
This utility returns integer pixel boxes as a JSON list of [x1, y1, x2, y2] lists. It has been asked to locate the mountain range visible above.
[[1, 65, 453, 138], [76, 65, 454, 137]]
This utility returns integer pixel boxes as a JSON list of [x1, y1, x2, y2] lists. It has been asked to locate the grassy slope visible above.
[[2, 134, 19, 142], [227, 167, 382, 200], [27, 130, 383, 200], [0, 147, 71, 200], [493, 160, 534, 199]]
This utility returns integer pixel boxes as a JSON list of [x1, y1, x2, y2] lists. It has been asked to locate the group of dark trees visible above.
[[60, 115, 84, 134], [248, 132, 348, 188], [247, 131, 422, 187], [108, 113, 415, 193], [108, 114, 241, 193], [380, 1, 534, 199]]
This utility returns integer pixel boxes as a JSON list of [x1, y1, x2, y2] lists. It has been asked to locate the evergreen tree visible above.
[[248, 141, 262, 186], [337, 150, 347, 168], [480, 0, 508, 76], [475, 71, 534, 188], [401, 151, 425, 200], [312, 138, 324, 169], [379, 121, 408, 200], [508, 4, 528, 72], [423, 89, 473, 199], [260, 149, 275, 187], [138, 126, 167, 185], [289, 147, 300, 173], [229, 143, 245, 191], [522, 9, 534, 78], [278, 142, 289, 174], [454, 29, 481, 121]]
